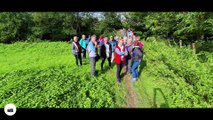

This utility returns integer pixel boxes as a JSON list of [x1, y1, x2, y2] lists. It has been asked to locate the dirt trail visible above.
[[125, 74, 138, 108]]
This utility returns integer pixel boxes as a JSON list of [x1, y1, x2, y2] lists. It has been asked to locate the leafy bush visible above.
[[146, 36, 157, 41], [143, 40, 213, 108]]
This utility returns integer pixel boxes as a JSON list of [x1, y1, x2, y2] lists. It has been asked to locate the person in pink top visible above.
[[136, 36, 144, 49], [98, 34, 104, 45]]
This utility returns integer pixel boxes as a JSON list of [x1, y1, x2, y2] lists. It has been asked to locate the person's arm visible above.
[[72, 42, 77, 53], [115, 48, 125, 55], [138, 49, 143, 58]]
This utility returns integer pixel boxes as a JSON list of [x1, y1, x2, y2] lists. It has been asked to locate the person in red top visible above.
[[114, 39, 128, 83]]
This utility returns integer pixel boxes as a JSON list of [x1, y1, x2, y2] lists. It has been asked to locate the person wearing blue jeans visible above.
[[131, 61, 140, 81], [131, 42, 143, 82]]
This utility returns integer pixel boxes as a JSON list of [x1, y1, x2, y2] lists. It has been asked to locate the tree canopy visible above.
[[0, 12, 212, 52]]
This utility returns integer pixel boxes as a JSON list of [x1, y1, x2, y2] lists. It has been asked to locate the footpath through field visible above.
[[124, 74, 138, 108]]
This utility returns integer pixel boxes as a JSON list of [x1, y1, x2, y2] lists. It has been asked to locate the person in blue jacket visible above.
[[87, 35, 100, 76]]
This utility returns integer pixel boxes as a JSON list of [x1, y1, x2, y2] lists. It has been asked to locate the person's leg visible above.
[[107, 57, 111, 68], [136, 61, 140, 79], [125, 60, 128, 74], [131, 61, 139, 82], [120, 61, 124, 72], [111, 52, 114, 63], [83, 48, 86, 59], [131, 62, 137, 81], [94, 57, 96, 75], [116, 64, 121, 83], [90, 57, 95, 76], [122, 61, 127, 74], [127, 59, 132, 74], [78, 53, 82, 66], [136, 67, 139, 79], [101, 57, 106, 71], [120, 61, 124, 79], [74, 54, 78, 66]]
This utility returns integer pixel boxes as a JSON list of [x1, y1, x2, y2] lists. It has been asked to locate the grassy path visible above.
[[112, 56, 172, 108], [124, 74, 138, 108]]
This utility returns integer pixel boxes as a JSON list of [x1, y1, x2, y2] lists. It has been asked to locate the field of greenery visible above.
[[0, 42, 121, 108], [0, 40, 212, 108]]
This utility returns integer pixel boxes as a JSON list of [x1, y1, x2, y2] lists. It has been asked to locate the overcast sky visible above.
[[92, 12, 127, 21]]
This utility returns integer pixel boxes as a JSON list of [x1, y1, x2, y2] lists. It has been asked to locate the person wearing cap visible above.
[[72, 36, 82, 66], [114, 39, 128, 83], [100, 37, 112, 71], [109, 36, 116, 63], [79, 34, 87, 59], [131, 41, 143, 82]]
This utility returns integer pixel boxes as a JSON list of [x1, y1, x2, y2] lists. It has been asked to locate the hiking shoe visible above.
[[117, 80, 121, 84], [131, 78, 137, 82]]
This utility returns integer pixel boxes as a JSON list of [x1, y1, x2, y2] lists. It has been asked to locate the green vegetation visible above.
[[0, 42, 117, 108], [0, 41, 212, 108], [134, 40, 213, 108]]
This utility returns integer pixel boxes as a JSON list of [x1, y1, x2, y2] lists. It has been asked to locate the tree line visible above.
[[0, 12, 212, 52]]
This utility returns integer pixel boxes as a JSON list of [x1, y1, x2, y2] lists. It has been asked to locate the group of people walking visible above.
[[71, 28, 144, 83]]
